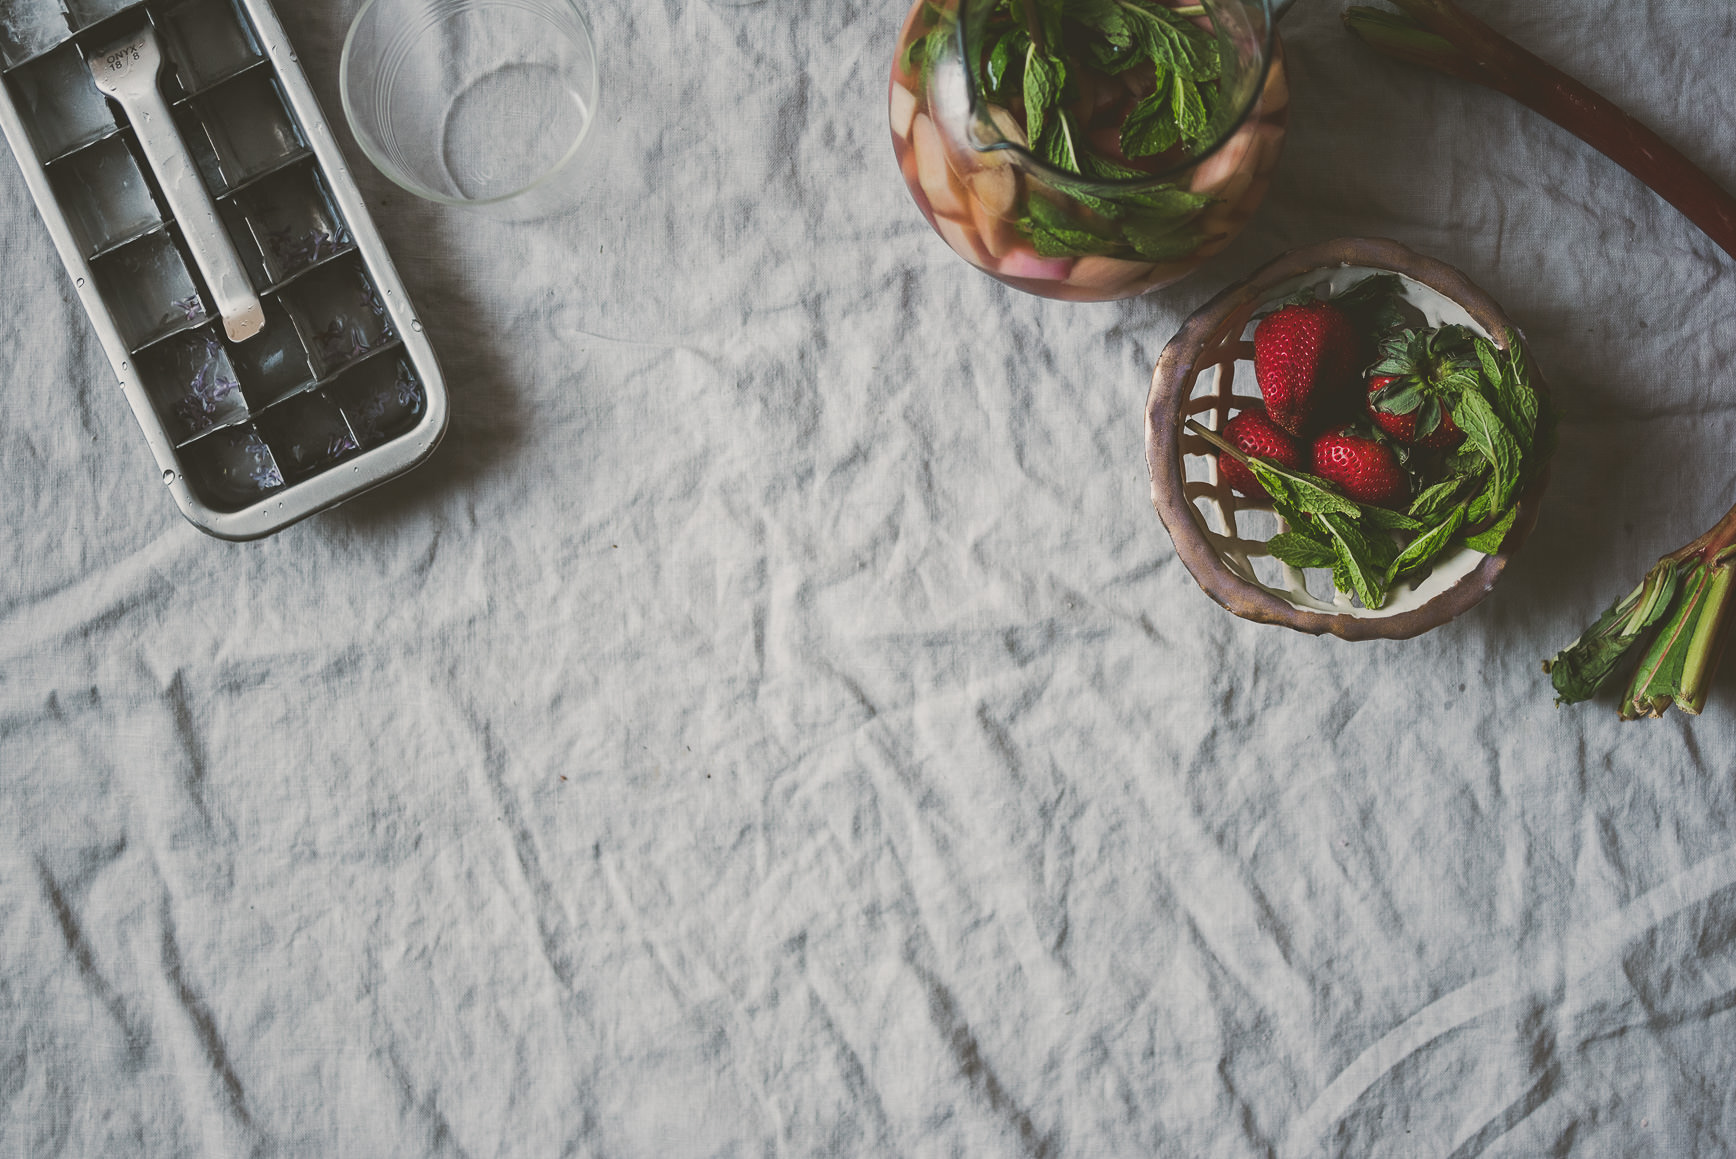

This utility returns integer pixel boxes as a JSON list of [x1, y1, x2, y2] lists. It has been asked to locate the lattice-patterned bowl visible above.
[[1145, 237, 1548, 640]]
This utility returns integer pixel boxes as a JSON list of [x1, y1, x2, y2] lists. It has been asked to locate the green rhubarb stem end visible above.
[[1677, 561, 1736, 715]]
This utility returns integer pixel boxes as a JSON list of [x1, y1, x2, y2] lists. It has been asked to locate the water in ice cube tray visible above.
[[237, 162, 350, 285], [286, 259, 394, 375], [182, 423, 283, 510], [94, 230, 207, 349], [159, 0, 259, 93], [0, 0, 71, 69], [63, 0, 142, 29], [332, 354, 424, 448], [139, 325, 246, 444], [227, 296, 313, 406], [256, 389, 358, 478], [192, 70, 303, 190], [8, 39, 120, 159], [47, 132, 161, 256]]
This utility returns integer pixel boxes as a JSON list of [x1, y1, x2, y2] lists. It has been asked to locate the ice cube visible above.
[[227, 295, 313, 406], [284, 258, 395, 376], [139, 326, 247, 443], [255, 390, 358, 478], [93, 229, 208, 349], [158, 0, 259, 94], [331, 355, 424, 448], [62, 0, 141, 30], [192, 70, 303, 188], [236, 161, 350, 285], [0, 0, 71, 69], [182, 423, 284, 510], [7, 39, 119, 159], [46, 132, 161, 256]]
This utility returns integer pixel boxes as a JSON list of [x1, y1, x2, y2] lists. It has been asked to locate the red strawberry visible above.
[[1312, 429, 1408, 507], [1217, 407, 1305, 497], [1366, 375, 1465, 449], [1253, 302, 1361, 437]]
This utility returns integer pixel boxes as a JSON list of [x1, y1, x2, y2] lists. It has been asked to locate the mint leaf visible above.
[[1121, 90, 1180, 157], [1464, 504, 1519, 553], [1500, 334, 1541, 455], [1121, 217, 1206, 261], [1360, 505, 1425, 533], [1320, 512, 1389, 609], [1247, 460, 1360, 517], [1118, 185, 1212, 215], [986, 29, 1026, 97], [1386, 501, 1467, 583], [1024, 47, 1061, 142], [1025, 194, 1079, 232], [1028, 222, 1117, 257], [1450, 389, 1522, 509], [1475, 337, 1503, 394], [1170, 68, 1208, 146], [1041, 109, 1083, 174], [1409, 476, 1469, 520], [1268, 532, 1337, 570]]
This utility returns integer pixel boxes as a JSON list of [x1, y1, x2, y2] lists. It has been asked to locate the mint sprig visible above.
[[916, 0, 1230, 262]]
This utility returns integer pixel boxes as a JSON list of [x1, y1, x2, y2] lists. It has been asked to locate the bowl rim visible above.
[[1144, 236, 1550, 641]]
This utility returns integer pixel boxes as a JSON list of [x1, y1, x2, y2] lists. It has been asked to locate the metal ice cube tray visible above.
[[0, 0, 447, 539]]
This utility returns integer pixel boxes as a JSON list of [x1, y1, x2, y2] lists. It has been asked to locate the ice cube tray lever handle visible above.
[[86, 29, 265, 345]]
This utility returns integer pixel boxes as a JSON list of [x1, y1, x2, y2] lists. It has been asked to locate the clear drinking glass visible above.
[[889, 0, 1286, 301], [339, 0, 599, 214]]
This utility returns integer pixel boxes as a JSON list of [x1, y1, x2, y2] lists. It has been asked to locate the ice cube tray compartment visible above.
[[182, 67, 301, 192], [137, 321, 246, 443], [92, 225, 208, 348], [254, 387, 358, 479], [0, 1, 72, 69], [44, 127, 160, 254], [157, 0, 256, 93], [180, 420, 283, 509], [229, 158, 350, 286], [7, 37, 119, 157], [284, 254, 395, 378], [0, 0, 447, 536], [329, 354, 426, 450], [225, 292, 310, 403]]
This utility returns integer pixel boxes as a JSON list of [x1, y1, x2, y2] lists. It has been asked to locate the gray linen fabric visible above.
[[4, 1, 1736, 1155]]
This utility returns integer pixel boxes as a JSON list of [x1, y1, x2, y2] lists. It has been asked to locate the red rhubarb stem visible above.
[[1351, 0, 1736, 263]]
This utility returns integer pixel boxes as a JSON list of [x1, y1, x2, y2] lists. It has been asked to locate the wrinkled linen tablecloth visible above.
[[5, 2, 1736, 1155]]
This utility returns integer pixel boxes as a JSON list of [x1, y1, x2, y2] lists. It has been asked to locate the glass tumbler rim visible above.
[[951, 0, 1277, 192], [339, 0, 601, 207]]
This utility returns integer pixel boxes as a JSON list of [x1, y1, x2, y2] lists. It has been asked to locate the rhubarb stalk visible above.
[[1344, 0, 1736, 717]]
